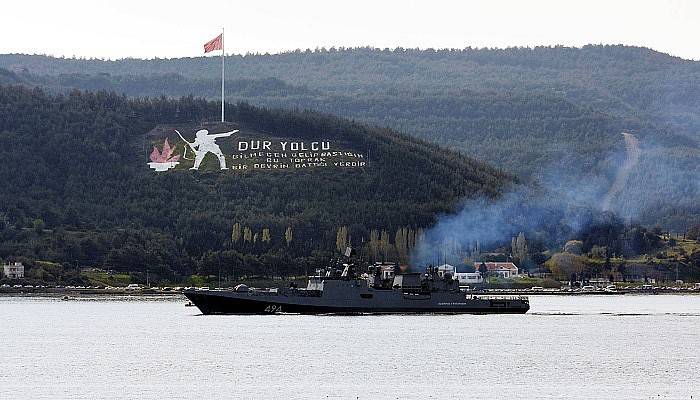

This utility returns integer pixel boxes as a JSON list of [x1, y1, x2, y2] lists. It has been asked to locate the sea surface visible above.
[[1, 294, 698, 400]]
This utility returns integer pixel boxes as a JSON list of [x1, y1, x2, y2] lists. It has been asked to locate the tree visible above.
[[379, 230, 391, 260], [395, 227, 408, 262], [336, 226, 348, 253], [368, 229, 380, 260], [407, 228, 416, 251], [231, 223, 241, 243], [243, 227, 253, 243], [690, 250, 700, 268], [415, 228, 425, 251], [545, 253, 586, 280], [564, 240, 583, 255], [285, 227, 293, 246], [512, 232, 528, 265], [261, 228, 271, 243], [478, 262, 488, 283], [617, 262, 627, 281], [688, 225, 700, 241], [32, 218, 45, 234], [590, 245, 607, 259]]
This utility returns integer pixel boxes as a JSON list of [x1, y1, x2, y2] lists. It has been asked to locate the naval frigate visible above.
[[184, 260, 529, 315]]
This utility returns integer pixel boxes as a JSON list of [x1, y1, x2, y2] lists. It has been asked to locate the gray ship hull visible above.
[[184, 288, 529, 315]]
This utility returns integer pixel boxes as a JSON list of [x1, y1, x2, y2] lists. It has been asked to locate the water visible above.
[[1, 294, 699, 400]]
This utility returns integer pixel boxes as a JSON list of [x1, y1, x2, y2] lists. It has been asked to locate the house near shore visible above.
[[2, 262, 25, 279], [478, 262, 519, 278], [436, 264, 484, 285]]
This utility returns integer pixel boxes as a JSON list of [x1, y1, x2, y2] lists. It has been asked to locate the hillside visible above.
[[0, 85, 512, 281], [1, 45, 698, 229]]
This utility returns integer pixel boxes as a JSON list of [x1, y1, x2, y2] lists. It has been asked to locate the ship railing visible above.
[[248, 288, 279, 295], [468, 294, 528, 301]]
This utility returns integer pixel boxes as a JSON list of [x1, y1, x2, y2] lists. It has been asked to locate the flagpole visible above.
[[221, 27, 225, 122]]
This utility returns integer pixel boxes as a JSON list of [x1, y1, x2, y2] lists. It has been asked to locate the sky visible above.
[[2, 0, 699, 60]]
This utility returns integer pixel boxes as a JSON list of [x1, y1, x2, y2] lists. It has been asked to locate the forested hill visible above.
[[1, 45, 698, 229], [2, 46, 698, 132], [0, 85, 511, 280]]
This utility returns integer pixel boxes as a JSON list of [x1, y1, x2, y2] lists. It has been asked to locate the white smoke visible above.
[[410, 132, 641, 267], [601, 132, 640, 212], [411, 129, 699, 267]]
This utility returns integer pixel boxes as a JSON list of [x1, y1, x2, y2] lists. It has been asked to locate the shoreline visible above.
[[1, 287, 699, 297]]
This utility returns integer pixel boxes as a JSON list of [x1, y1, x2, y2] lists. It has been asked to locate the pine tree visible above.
[[513, 232, 528, 265], [407, 228, 416, 250], [285, 226, 293, 246], [243, 226, 253, 242], [415, 228, 425, 250], [231, 223, 241, 243], [369, 229, 379, 260], [380, 230, 391, 260], [395, 227, 408, 261], [336, 226, 348, 252]]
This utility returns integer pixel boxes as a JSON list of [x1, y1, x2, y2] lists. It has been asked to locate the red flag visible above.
[[204, 33, 223, 53]]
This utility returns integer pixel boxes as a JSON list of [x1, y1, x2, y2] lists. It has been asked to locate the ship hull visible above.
[[184, 290, 529, 315]]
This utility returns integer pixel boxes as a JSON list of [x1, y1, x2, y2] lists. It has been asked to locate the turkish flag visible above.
[[204, 33, 223, 53]]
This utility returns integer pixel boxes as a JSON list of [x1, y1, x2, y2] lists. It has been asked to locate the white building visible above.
[[2, 262, 24, 279], [454, 272, 484, 285], [478, 262, 519, 278], [437, 264, 483, 285], [436, 264, 456, 278]]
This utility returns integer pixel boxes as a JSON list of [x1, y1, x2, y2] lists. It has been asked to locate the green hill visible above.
[[1, 45, 697, 229], [0, 85, 512, 280]]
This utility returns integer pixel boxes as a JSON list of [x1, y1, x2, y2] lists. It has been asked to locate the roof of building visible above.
[[477, 262, 518, 271]]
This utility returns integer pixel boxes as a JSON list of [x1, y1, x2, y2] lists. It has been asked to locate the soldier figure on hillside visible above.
[[176, 129, 238, 170]]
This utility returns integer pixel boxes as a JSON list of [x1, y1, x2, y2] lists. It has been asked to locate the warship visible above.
[[184, 255, 529, 315]]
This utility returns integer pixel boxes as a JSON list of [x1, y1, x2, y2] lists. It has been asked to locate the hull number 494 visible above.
[[264, 305, 282, 313]]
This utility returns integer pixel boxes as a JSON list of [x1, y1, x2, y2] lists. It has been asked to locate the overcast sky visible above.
[[2, 0, 699, 60]]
